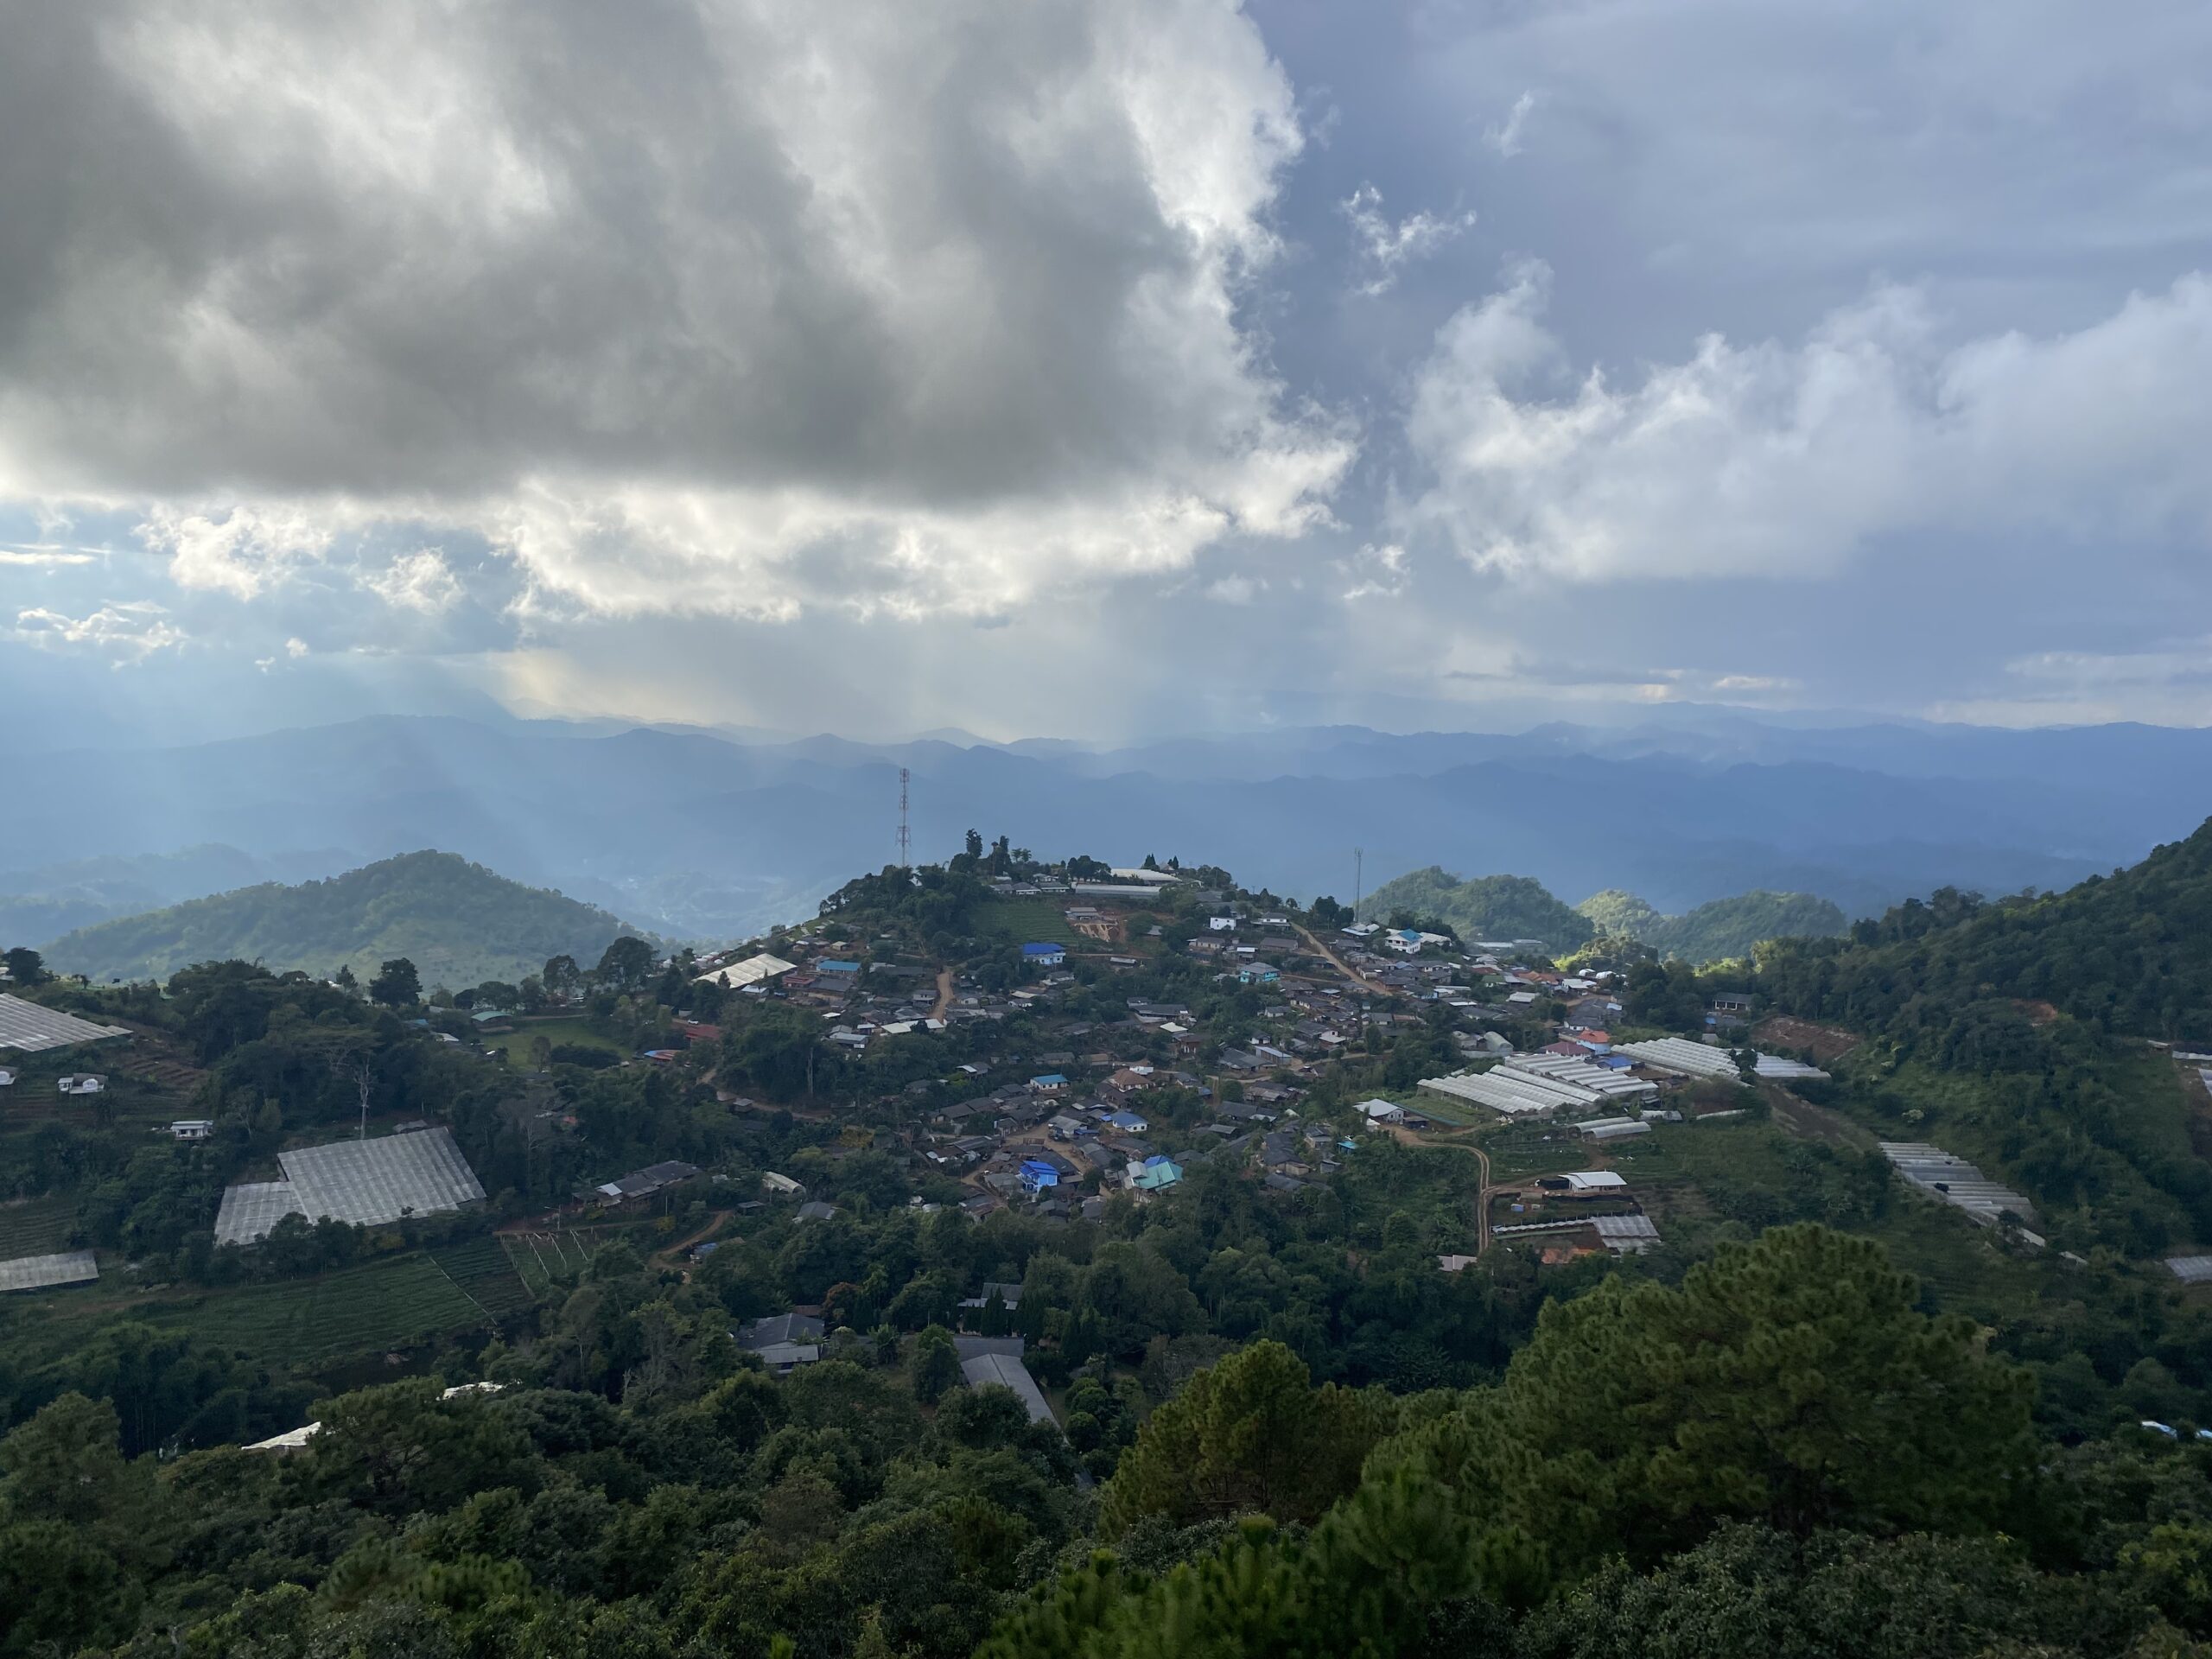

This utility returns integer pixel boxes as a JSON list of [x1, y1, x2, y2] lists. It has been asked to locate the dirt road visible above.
[[927, 967, 955, 1021], [1294, 922, 1398, 995]]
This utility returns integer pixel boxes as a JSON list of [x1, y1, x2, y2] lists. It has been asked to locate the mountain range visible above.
[[4, 710, 2209, 947]]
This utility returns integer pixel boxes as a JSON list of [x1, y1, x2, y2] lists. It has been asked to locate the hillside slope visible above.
[[39, 850, 645, 989], [1359, 868, 1595, 950], [1580, 887, 1848, 963], [1758, 817, 2212, 1047]]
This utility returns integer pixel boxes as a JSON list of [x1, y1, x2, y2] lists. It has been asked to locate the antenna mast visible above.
[[1353, 847, 1363, 919], [896, 767, 912, 868]]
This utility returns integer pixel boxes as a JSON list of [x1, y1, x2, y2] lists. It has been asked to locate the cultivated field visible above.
[[0, 1192, 81, 1259], [976, 899, 1080, 946]]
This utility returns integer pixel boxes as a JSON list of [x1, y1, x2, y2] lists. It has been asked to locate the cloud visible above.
[[139, 505, 334, 599], [1404, 262, 2212, 583], [1484, 91, 1537, 158], [0, 544, 98, 566], [15, 601, 187, 662], [361, 549, 463, 614], [0, 0, 1351, 620], [1339, 541, 1407, 601], [1341, 184, 1477, 297]]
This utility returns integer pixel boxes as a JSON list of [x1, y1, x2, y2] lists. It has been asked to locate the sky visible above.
[[4, 0, 2211, 746]]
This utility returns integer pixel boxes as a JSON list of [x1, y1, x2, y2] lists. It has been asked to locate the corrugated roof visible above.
[[0, 1249, 99, 1292], [216, 1128, 486, 1244], [960, 1351, 1056, 1427], [695, 954, 798, 989], [0, 994, 131, 1054], [1614, 1037, 1746, 1079], [213, 1181, 306, 1247]]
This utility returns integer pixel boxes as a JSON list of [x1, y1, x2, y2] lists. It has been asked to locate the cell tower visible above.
[[1353, 846, 1363, 918], [896, 766, 912, 868]]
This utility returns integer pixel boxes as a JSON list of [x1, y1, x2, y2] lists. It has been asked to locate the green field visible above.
[[976, 899, 1079, 946], [0, 1192, 82, 1259], [481, 1017, 626, 1061], [154, 1252, 512, 1363], [431, 1233, 538, 1319]]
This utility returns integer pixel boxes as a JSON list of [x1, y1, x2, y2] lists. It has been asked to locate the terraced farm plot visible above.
[[430, 1234, 537, 1319], [0, 1193, 80, 1259], [163, 1254, 488, 1362], [502, 1230, 595, 1295]]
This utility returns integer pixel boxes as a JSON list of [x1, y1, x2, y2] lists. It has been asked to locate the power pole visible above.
[[1353, 847, 1363, 919], [896, 767, 912, 868]]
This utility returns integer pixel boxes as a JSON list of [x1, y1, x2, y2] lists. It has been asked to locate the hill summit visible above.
[[37, 850, 646, 990]]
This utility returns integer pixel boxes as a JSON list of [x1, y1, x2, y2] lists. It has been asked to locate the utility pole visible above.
[[896, 767, 912, 868], [1353, 847, 1363, 919]]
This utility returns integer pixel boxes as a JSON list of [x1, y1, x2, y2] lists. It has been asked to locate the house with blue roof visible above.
[[1030, 1073, 1068, 1091], [1019, 1158, 1062, 1195], [1020, 943, 1066, 968], [816, 959, 862, 976]]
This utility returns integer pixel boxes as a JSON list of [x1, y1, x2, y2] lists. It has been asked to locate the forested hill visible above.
[[36, 850, 645, 990], [1758, 817, 2212, 1047], [1363, 866, 1846, 963], [1580, 888, 1849, 964], [1358, 868, 1594, 949]]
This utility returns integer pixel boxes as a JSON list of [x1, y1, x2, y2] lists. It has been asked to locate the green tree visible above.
[[369, 956, 422, 1007], [0, 1520, 137, 1655], [1444, 1224, 2037, 1573], [1520, 1522, 2078, 1659], [912, 1325, 963, 1404], [3, 945, 48, 985], [595, 935, 657, 990], [1099, 1339, 1389, 1537]]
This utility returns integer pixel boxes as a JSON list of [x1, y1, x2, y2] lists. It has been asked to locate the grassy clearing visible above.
[[976, 899, 1079, 947], [0, 1192, 82, 1258], [481, 1017, 625, 1061]]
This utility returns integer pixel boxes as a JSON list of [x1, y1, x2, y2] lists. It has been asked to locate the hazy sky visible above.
[[5, 0, 2211, 743]]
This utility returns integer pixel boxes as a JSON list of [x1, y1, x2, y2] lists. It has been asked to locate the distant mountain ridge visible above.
[[39, 850, 647, 990], [3, 710, 2208, 942]]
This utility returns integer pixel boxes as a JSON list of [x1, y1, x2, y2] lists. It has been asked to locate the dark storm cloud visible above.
[[0, 0, 1347, 607]]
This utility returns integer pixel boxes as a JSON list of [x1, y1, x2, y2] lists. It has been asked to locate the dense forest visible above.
[[41, 851, 648, 990], [7, 1226, 2212, 1657], [1756, 819, 2212, 1048]]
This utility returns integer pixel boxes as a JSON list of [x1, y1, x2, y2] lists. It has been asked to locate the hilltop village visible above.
[[5, 826, 2212, 1657]]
